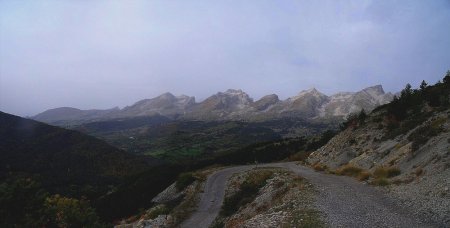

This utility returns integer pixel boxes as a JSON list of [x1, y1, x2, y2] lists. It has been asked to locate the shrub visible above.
[[371, 178, 390, 186], [175, 172, 196, 191], [0, 178, 49, 227], [408, 124, 443, 151], [414, 167, 424, 176], [288, 151, 309, 161], [357, 171, 371, 181], [388, 167, 402, 177], [44, 195, 106, 228], [312, 163, 327, 171], [336, 164, 363, 177], [373, 167, 401, 178], [145, 205, 171, 220]]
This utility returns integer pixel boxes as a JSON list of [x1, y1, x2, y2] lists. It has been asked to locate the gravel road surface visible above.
[[181, 162, 435, 228]]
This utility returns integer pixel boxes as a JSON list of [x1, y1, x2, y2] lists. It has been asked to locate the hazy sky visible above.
[[1, 0, 449, 116]]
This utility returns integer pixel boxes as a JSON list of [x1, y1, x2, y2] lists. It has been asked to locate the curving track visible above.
[[180, 162, 434, 228]]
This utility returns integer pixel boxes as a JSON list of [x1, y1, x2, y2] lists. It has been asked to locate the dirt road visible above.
[[181, 162, 433, 228]]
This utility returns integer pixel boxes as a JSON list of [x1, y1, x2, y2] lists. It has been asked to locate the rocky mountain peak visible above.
[[175, 95, 196, 106], [258, 94, 279, 102], [361, 85, 385, 96], [33, 84, 395, 123], [157, 92, 176, 100], [252, 94, 280, 111], [224, 89, 245, 94], [295, 88, 327, 99], [216, 89, 253, 105]]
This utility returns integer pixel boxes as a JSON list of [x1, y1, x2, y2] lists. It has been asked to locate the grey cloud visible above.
[[1, 0, 449, 116]]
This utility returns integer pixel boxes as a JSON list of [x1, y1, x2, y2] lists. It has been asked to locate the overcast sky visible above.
[[1, 0, 449, 116]]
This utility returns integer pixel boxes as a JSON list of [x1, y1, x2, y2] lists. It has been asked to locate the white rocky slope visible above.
[[33, 85, 393, 124], [119, 93, 195, 118], [319, 85, 393, 117], [307, 107, 450, 226]]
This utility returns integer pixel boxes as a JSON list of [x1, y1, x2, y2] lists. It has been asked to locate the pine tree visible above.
[[443, 70, 450, 85], [400, 83, 412, 99], [420, 80, 428, 91]]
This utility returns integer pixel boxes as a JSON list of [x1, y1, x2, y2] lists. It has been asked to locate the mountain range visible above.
[[33, 85, 393, 125]]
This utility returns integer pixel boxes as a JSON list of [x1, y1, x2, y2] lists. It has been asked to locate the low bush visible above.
[[373, 167, 401, 178], [371, 178, 390, 186], [288, 151, 309, 161], [145, 205, 171, 220], [336, 164, 363, 177], [44, 195, 106, 228], [414, 167, 424, 176], [408, 124, 443, 152], [382, 112, 432, 140], [357, 171, 371, 181], [312, 163, 327, 171]]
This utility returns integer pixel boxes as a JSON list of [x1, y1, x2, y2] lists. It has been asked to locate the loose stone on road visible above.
[[181, 162, 434, 228]]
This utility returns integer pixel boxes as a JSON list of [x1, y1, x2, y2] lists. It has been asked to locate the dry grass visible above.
[[143, 205, 170, 220], [373, 166, 401, 178], [336, 164, 363, 177], [370, 166, 401, 187], [371, 177, 390, 186], [288, 151, 309, 161], [312, 163, 327, 171], [357, 171, 371, 181]]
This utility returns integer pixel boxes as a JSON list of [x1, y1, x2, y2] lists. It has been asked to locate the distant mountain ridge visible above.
[[33, 85, 393, 125]]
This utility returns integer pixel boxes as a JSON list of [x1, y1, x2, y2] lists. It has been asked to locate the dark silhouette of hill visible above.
[[0, 111, 154, 197]]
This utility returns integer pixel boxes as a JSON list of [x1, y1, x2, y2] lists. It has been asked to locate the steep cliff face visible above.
[[319, 85, 393, 118]]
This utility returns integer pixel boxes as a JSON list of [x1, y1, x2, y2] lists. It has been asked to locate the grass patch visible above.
[[371, 177, 390, 186], [357, 171, 371, 181], [282, 208, 325, 228], [336, 164, 363, 177], [312, 163, 327, 171], [373, 167, 401, 179], [144, 204, 171, 220], [220, 170, 273, 216], [288, 151, 310, 161]]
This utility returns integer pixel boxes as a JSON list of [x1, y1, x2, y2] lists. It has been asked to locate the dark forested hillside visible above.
[[0, 111, 155, 196], [0, 111, 169, 226]]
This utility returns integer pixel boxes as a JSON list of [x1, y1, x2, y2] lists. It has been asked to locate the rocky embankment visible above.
[[308, 108, 450, 226]]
